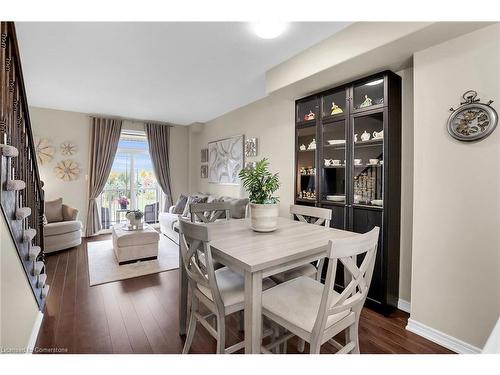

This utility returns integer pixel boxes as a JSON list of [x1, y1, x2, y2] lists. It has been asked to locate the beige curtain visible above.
[[144, 122, 173, 211], [85, 117, 122, 236]]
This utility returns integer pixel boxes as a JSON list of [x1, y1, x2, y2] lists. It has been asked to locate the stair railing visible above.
[[1, 21, 47, 309]]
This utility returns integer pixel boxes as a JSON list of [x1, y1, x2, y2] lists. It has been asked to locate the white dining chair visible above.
[[271, 205, 332, 284], [261, 227, 380, 354], [179, 219, 276, 354]]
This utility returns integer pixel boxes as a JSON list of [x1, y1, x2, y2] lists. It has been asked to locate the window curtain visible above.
[[144, 122, 173, 211], [85, 117, 123, 236]]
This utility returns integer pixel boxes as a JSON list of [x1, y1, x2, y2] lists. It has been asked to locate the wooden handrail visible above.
[[1, 21, 46, 308]]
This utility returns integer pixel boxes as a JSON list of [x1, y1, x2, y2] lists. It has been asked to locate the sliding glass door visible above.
[[99, 131, 162, 229]]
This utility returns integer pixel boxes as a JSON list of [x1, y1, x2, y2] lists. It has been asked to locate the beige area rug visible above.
[[87, 234, 179, 286]]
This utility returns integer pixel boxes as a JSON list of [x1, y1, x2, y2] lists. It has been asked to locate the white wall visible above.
[[30, 107, 91, 233], [411, 23, 500, 349], [189, 68, 414, 301], [30, 107, 189, 235], [0, 214, 40, 351]]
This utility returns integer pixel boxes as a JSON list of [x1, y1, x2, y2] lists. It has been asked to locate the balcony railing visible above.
[[99, 187, 160, 229]]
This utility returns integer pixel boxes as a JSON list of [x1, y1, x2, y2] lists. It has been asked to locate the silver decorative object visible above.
[[245, 161, 256, 170], [208, 135, 244, 185], [200, 165, 208, 178], [447, 90, 497, 142], [201, 148, 208, 163], [245, 137, 258, 157]]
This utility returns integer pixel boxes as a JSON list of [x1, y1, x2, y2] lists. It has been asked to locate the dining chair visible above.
[[189, 201, 231, 223], [271, 205, 332, 284], [261, 227, 380, 354], [179, 219, 276, 354]]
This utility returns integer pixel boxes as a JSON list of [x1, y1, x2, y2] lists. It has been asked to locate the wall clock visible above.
[[447, 90, 497, 142]]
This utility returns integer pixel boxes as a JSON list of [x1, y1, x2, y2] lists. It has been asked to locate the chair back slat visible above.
[[312, 227, 380, 335], [190, 201, 231, 223], [178, 219, 224, 309], [290, 204, 332, 228]]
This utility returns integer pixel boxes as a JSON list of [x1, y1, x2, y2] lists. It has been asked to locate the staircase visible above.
[[1, 22, 48, 309]]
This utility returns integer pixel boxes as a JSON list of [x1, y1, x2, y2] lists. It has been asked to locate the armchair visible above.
[[44, 198, 82, 253]]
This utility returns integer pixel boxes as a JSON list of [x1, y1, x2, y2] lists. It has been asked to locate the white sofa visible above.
[[159, 194, 249, 244], [44, 198, 82, 253]]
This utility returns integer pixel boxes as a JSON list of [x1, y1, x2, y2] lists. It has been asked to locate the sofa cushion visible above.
[[45, 220, 82, 236], [45, 198, 63, 223], [181, 195, 208, 218], [172, 194, 188, 214]]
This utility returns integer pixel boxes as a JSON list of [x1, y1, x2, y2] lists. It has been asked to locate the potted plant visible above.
[[118, 196, 129, 209], [239, 158, 280, 232]]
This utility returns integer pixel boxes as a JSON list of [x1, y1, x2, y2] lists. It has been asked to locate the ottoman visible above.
[[112, 224, 160, 265]]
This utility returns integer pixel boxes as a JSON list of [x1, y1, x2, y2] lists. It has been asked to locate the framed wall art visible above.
[[201, 148, 208, 163], [245, 137, 258, 157], [208, 135, 244, 184]]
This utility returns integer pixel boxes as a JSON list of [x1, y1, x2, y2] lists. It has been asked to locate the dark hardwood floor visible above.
[[35, 234, 453, 354]]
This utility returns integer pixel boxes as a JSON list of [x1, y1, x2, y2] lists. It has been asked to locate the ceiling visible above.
[[16, 22, 350, 125]]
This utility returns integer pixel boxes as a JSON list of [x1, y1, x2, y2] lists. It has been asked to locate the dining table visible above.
[[178, 216, 358, 354]]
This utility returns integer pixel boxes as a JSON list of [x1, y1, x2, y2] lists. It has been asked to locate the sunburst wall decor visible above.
[[34, 136, 56, 165], [60, 141, 77, 156], [54, 159, 80, 181]]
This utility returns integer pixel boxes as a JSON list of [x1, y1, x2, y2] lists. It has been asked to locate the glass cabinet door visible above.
[[322, 89, 347, 119], [296, 125, 317, 201], [352, 112, 384, 207], [321, 119, 346, 203], [296, 98, 318, 124], [352, 77, 385, 112]]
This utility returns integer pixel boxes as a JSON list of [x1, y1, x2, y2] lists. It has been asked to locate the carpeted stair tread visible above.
[[41, 285, 50, 298], [0, 144, 19, 157], [15, 206, 31, 220], [37, 273, 47, 288], [28, 245, 41, 261], [23, 228, 37, 242], [6, 179, 26, 191], [33, 261, 44, 276]]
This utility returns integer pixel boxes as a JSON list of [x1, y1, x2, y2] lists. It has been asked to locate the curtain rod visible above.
[[88, 113, 174, 127]]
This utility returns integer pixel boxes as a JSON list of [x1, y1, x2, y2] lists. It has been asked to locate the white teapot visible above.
[[373, 130, 384, 139], [360, 130, 371, 141], [299, 144, 306, 151], [308, 139, 316, 150]]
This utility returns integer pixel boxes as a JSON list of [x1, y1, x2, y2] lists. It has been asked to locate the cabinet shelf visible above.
[[298, 149, 316, 153], [323, 165, 346, 169], [295, 197, 316, 203], [354, 139, 383, 147]]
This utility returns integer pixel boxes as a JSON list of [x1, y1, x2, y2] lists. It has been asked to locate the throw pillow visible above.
[[45, 198, 63, 223], [228, 198, 249, 219], [182, 195, 208, 219], [172, 194, 188, 214]]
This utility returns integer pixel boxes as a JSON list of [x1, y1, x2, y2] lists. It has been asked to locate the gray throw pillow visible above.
[[182, 195, 208, 219], [228, 198, 249, 219], [45, 198, 63, 223], [172, 194, 188, 214]]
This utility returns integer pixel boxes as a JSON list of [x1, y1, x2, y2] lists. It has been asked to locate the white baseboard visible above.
[[406, 318, 481, 354], [397, 298, 411, 313], [26, 311, 44, 354]]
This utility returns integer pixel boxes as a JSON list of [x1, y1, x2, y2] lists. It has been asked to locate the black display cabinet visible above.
[[294, 71, 402, 313]]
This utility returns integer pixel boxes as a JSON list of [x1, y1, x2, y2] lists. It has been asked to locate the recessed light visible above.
[[251, 22, 287, 39], [366, 79, 384, 86]]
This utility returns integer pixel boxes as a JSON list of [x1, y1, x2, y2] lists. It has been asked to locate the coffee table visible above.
[[112, 223, 159, 265]]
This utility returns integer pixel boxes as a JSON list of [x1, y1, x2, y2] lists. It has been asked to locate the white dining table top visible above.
[[207, 217, 358, 273]]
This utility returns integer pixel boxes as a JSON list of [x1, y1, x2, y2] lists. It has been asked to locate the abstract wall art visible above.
[[208, 135, 244, 184]]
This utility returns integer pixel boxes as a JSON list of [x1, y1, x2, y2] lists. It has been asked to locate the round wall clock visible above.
[[447, 90, 497, 142]]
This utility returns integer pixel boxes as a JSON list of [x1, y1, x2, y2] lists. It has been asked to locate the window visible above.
[[99, 131, 162, 229]]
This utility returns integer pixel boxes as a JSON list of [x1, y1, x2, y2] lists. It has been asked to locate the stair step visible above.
[[6, 179, 26, 191], [15, 206, 31, 220], [41, 285, 50, 299], [0, 144, 19, 158], [23, 228, 37, 242], [33, 261, 44, 276], [37, 273, 47, 288], [28, 245, 41, 261]]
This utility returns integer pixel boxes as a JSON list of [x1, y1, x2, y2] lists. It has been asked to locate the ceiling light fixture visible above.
[[252, 22, 287, 39], [366, 79, 384, 86]]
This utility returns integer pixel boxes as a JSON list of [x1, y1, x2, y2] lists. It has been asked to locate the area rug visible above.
[[87, 234, 179, 286]]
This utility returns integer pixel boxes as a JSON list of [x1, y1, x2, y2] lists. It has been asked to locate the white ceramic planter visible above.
[[249, 203, 279, 232]]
